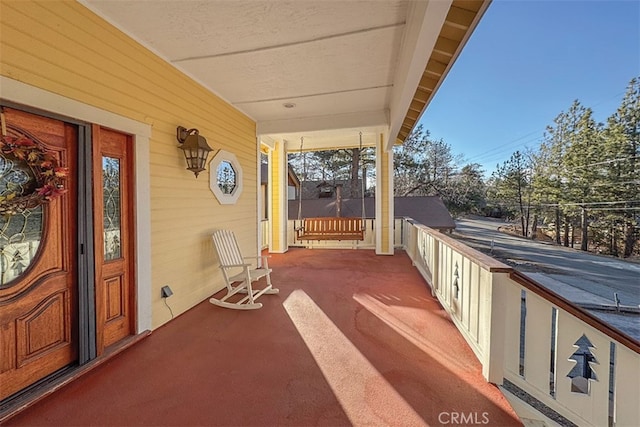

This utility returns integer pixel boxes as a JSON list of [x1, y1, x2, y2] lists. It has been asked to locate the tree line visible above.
[[488, 77, 639, 257], [394, 76, 638, 258], [288, 147, 376, 198]]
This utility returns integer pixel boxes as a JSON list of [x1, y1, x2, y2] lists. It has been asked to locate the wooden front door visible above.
[[0, 108, 78, 400], [93, 126, 135, 355]]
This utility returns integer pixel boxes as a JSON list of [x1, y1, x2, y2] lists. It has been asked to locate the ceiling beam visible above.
[[259, 135, 276, 150], [173, 23, 405, 63], [283, 134, 379, 152], [257, 110, 388, 136]]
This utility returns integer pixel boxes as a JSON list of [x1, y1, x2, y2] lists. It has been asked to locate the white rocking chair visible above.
[[210, 229, 279, 310]]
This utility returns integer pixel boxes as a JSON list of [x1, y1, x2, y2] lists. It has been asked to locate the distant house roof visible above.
[[288, 196, 455, 230]]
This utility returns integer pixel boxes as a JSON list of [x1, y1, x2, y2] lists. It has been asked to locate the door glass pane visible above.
[[0, 154, 44, 287], [103, 156, 121, 261]]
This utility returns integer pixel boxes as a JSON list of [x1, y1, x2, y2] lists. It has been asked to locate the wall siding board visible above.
[[0, 1, 258, 328], [1, 48, 254, 139], [3, 2, 254, 127], [2, 4, 256, 135]]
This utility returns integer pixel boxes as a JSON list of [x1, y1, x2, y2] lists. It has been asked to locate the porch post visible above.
[[375, 132, 394, 255], [256, 137, 265, 259], [268, 140, 288, 253]]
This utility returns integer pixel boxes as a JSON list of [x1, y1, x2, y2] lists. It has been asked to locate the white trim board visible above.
[[1, 76, 153, 333]]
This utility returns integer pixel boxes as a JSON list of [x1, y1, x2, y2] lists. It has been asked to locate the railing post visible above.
[[483, 272, 508, 384], [430, 238, 439, 296]]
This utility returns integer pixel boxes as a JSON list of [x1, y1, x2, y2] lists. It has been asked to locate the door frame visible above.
[[0, 104, 139, 363], [1, 102, 97, 365], [92, 125, 137, 355], [1, 76, 152, 336]]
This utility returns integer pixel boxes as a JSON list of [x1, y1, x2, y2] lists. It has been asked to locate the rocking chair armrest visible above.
[[243, 255, 271, 268], [224, 263, 253, 268]]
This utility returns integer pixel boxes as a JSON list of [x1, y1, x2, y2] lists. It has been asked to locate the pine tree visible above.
[[447, 163, 486, 216], [602, 77, 640, 257], [394, 124, 433, 196], [535, 111, 570, 244], [491, 151, 532, 237]]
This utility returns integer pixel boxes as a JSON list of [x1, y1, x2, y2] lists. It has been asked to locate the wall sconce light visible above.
[[176, 126, 214, 178]]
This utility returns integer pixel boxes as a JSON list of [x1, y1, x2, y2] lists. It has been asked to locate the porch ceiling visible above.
[[81, 0, 489, 151]]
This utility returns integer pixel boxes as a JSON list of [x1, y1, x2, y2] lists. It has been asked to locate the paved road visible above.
[[453, 216, 640, 307]]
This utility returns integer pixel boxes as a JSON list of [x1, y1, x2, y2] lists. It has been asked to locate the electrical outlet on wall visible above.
[[161, 285, 173, 298]]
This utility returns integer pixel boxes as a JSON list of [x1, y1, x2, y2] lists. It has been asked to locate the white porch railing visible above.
[[402, 217, 639, 427]]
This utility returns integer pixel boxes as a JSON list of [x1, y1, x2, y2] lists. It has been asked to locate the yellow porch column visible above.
[[375, 132, 394, 255], [268, 140, 288, 253]]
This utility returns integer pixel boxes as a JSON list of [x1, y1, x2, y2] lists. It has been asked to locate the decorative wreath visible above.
[[0, 134, 69, 216]]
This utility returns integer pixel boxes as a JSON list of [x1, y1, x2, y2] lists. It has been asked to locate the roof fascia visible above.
[[394, 0, 492, 146], [386, 0, 452, 151]]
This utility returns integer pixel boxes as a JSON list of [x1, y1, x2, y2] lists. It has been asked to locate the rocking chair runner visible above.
[[211, 229, 279, 310]]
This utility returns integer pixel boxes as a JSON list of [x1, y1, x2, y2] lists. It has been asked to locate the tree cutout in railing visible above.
[[567, 334, 598, 394], [452, 262, 459, 299]]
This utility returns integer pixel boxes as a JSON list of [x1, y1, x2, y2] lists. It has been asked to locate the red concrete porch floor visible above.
[[5, 249, 521, 426]]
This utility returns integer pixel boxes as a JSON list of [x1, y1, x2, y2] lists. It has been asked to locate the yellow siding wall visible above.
[[269, 143, 281, 251], [0, 1, 258, 328], [379, 135, 391, 253]]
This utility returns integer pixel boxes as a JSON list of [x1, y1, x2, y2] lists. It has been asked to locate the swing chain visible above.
[[297, 137, 304, 221], [359, 132, 366, 229]]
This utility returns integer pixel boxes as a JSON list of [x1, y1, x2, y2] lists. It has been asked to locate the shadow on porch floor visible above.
[[6, 249, 521, 426]]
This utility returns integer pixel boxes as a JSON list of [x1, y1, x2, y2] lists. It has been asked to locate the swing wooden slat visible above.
[[296, 217, 365, 241]]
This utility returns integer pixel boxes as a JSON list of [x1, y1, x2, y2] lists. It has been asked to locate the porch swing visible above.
[[295, 134, 366, 241]]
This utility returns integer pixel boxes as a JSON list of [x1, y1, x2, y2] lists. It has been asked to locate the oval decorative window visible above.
[[0, 133, 68, 288], [209, 150, 243, 204], [0, 154, 43, 287]]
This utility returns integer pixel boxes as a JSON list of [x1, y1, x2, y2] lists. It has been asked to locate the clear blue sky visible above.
[[419, 0, 640, 176]]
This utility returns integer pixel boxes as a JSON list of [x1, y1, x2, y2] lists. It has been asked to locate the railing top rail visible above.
[[404, 217, 511, 273], [510, 270, 640, 353]]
